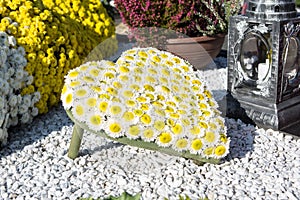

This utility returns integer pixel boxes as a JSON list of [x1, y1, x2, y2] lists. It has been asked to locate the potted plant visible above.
[[114, 0, 241, 68]]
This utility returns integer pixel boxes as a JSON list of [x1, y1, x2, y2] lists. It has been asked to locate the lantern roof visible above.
[[246, 0, 297, 20]]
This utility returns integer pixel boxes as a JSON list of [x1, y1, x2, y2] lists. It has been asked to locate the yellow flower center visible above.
[[109, 123, 121, 133], [191, 139, 203, 151], [158, 132, 172, 144], [204, 147, 214, 155], [143, 129, 154, 139], [90, 115, 102, 126], [204, 131, 216, 143], [110, 105, 122, 115], [91, 86, 102, 93], [190, 126, 201, 135], [152, 55, 161, 62], [140, 114, 151, 124], [69, 81, 80, 87], [199, 121, 208, 129], [214, 145, 226, 156], [144, 84, 155, 92], [119, 66, 130, 73], [134, 109, 143, 117], [65, 93, 73, 104], [76, 89, 87, 97], [89, 69, 100, 76], [154, 120, 165, 131], [99, 101, 108, 112], [75, 105, 84, 116], [126, 100, 136, 107], [62, 85, 67, 94], [128, 125, 140, 136], [83, 76, 95, 83], [175, 138, 188, 149], [138, 51, 148, 58], [123, 90, 133, 98], [87, 98, 97, 107], [171, 123, 183, 135], [220, 133, 228, 143], [122, 111, 135, 121], [104, 72, 115, 79], [68, 71, 79, 78]]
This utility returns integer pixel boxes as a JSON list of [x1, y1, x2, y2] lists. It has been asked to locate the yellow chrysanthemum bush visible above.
[[62, 47, 230, 164], [0, 0, 117, 114]]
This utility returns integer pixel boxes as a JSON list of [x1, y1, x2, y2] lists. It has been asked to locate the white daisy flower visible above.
[[141, 128, 157, 142], [86, 112, 104, 132], [108, 102, 126, 118], [105, 118, 124, 138], [156, 132, 173, 147], [173, 137, 189, 152], [126, 124, 142, 140]]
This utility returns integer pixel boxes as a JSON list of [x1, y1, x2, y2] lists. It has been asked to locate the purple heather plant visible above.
[[115, 0, 241, 37]]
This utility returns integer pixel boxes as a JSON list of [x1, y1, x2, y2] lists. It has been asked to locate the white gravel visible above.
[[0, 58, 300, 200]]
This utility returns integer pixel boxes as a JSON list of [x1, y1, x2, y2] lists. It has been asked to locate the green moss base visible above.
[[66, 110, 220, 165]]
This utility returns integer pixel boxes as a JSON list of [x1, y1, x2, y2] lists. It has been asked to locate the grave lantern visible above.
[[227, 0, 300, 134]]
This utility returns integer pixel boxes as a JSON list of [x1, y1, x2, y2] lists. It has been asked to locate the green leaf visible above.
[[107, 192, 141, 200]]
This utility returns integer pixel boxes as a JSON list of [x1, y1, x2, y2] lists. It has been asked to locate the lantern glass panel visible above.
[[240, 32, 271, 86]]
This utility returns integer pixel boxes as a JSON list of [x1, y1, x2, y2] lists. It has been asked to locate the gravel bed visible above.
[[0, 59, 300, 200]]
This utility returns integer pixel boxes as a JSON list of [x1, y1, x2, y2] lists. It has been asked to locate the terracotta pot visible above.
[[166, 34, 226, 69]]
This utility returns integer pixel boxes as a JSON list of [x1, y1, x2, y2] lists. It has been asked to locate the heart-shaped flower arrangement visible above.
[[61, 47, 230, 163]]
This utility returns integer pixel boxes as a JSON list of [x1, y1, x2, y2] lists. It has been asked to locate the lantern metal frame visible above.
[[227, 0, 300, 135]]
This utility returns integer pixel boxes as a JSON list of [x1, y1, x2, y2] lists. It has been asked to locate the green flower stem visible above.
[[66, 110, 219, 165], [68, 123, 84, 159]]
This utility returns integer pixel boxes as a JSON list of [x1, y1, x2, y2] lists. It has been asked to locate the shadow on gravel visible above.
[[216, 92, 258, 162], [0, 104, 73, 157], [223, 119, 258, 162], [78, 142, 124, 157]]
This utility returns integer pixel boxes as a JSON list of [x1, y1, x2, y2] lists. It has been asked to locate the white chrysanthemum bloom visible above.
[[15, 69, 24, 80], [7, 67, 15, 77], [17, 46, 25, 56], [10, 107, 18, 118], [26, 75, 34, 85], [31, 107, 39, 117], [20, 112, 30, 124], [32, 92, 41, 103], [126, 124, 142, 140], [22, 95, 32, 107], [71, 101, 88, 123], [106, 101, 125, 118], [18, 104, 29, 115], [8, 95, 18, 107], [141, 128, 157, 142], [73, 85, 92, 101], [86, 112, 103, 132], [173, 137, 190, 152], [119, 87, 135, 100], [0, 31, 9, 46], [105, 118, 124, 138], [202, 131, 219, 145], [10, 53, 26, 67], [65, 69, 81, 81], [62, 92, 73, 110], [188, 138, 204, 154], [156, 132, 174, 147]]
